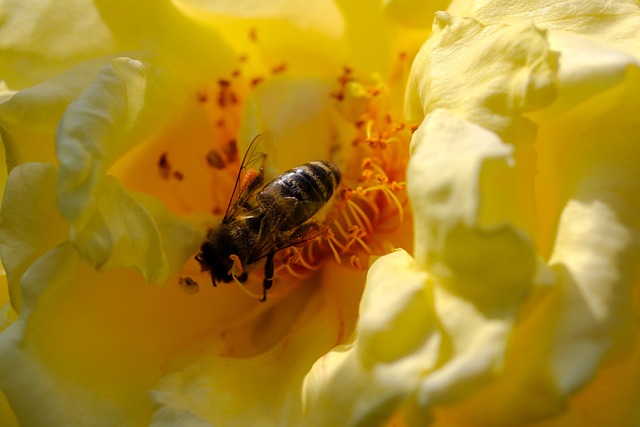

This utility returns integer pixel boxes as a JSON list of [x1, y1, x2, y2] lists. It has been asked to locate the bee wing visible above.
[[223, 135, 267, 222], [249, 211, 328, 263]]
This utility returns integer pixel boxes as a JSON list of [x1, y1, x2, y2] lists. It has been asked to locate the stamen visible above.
[[347, 198, 373, 234], [288, 247, 321, 271], [231, 274, 263, 300], [326, 236, 342, 264], [189, 54, 412, 289], [350, 255, 362, 270], [284, 264, 311, 279]]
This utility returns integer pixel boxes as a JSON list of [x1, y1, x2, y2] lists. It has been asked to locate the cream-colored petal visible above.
[[405, 13, 557, 143], [541, 68, 640, 395], [177, 0, 344, 38], [0, 244, 149, 426], [0, 163, 68, 312], [408, 110, 536, 300], [470, 0, 640, 55], [0, 0, 114, 88], [70, 176, 201, 284], [0, 81, 16, 103], [406, 111, 543, 416], [57, 57, 177, 227], [132, 192, 205, 281], [533, 325, 640, 427], [0, 60, 107, 171], [303, 250, 436, 426], [530, 32, 640, 124], [56, 57, 202, 283]]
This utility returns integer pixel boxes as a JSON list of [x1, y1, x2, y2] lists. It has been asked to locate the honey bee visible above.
[[196, 136, 341, 301]]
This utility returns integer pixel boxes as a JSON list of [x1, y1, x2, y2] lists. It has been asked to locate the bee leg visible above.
[[261, 253, 275, 302]]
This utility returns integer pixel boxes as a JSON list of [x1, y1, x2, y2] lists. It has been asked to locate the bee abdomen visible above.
[[258, 160, 341, 229], [291, 161, 340, 201]]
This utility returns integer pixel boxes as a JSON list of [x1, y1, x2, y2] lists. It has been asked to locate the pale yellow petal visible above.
[[0, 131, 6, 203], [151, 262, 366, 426], [0, 163, 68, 312], [0, 259, 17, 334], [94, 0, 236, 77], [174, 0, 347, 77], [408, 109, 537, 298], [70, 176, 202, 284], [541, 67, 640, 395], [57, 57, 178, 228], [239, 76, 349, 172], [56, 57, 203, 283], [405, 13, 557, 143], [1, 239, 266, 426], [384, 0, 451, 28], [471, 0, 640, 55], [334, 0, 393, 75], [303, 250, 435, 426], [0, 60, 107, 171], [0, 244, 151, 426], [0, 389, 18, 427], [535, 325, 640, 427], [404, 5, 640, 424], [0, 0, 114, 88]]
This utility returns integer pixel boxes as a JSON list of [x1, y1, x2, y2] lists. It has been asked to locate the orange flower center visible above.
[[112, 28, 414, 300]]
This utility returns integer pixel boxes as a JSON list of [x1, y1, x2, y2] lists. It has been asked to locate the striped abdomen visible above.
[[256, 161, 341, 230]]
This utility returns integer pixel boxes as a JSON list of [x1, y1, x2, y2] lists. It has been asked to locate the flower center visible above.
[[114, 28, 413, 298], [276, 66, 413, 281]]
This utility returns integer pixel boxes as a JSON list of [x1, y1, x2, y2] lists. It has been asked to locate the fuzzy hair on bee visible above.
[[196, 136, 341, 301]]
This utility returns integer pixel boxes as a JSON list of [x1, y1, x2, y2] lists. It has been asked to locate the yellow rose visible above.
[[305, 1, 640, 426], [0, 0, 433, 425]]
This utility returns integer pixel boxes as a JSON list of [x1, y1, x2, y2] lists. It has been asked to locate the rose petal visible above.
[[333, 0, 394, 75], [0, 259, 17, 334], [383, 0, 451, 28], [541, 67, 640, 395], [239, 76, 349, 172], [69, 175, 201, 284], [0, 244, 144, 426], [534, 32, 640, 122], [151, 261, 365, 426], [303, 250, 436, 426], [0, 163, 68, 312], [0, 389, 18, 427], [405, 12, 557, 142], [403, 5, 640, 424], [471, 0, 640, 46], [94, 0, 237, 77], [409, 110, 537, 300], [174, 0, 347, 76], [56, 57, 203, 283], [0, 61, 107, 171], [0, 0, 114, 88], [0, 236, 262, 426]]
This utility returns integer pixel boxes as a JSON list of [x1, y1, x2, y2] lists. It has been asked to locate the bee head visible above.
[[196, 227, 248, 284]]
